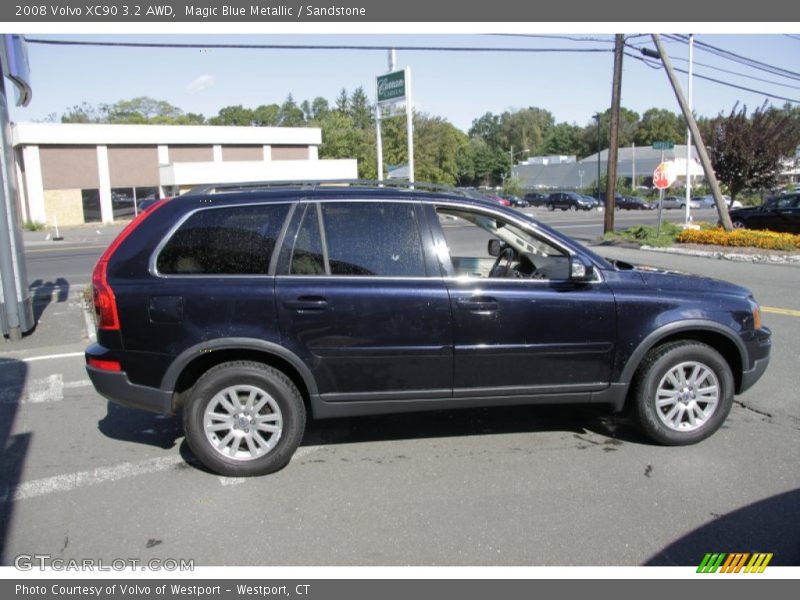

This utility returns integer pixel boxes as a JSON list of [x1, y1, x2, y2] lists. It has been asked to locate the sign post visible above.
[[653, 157, 677, 236], [375, 67, 413, 185]]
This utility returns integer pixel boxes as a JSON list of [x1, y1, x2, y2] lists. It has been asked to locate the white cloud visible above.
[[186, 75, 215, 94]]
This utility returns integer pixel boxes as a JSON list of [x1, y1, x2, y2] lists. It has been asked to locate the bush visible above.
[[23, 220, 46, 231], [605, 222, 682, 247], [677, 227, 800, 251]]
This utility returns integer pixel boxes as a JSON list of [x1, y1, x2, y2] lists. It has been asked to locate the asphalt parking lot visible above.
[[1, 216, 798, 568]]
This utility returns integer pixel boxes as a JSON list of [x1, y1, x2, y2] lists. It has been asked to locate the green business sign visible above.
[[652, 140, 675, 150], [377, 70, 406, 104]]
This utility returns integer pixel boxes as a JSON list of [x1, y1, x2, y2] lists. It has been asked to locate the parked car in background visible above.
[[660, 196, 701, 210], [692, 195, 743, 210], [580, 195, 603, 210], [616, 196, 654, 210], [727, 193, 800, 233], [502, 194, 529, 208], [523, 192, 549, 207], [546, 191, 594, 211]]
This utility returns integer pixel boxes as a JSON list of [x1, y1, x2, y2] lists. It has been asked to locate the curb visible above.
[[640, 245, 800, 267]]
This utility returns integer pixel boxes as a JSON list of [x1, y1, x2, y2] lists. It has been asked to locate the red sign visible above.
[[653, 161, 677, 190]]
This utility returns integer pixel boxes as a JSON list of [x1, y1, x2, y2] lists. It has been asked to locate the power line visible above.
[[666, 34, 800, 82], [626, 52, 800, 104], [626, 42, 800, 90], [25, 37, 612, 54]]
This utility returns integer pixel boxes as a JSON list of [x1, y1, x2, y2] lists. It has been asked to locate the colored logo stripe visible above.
[[697, 552, 773, 573]]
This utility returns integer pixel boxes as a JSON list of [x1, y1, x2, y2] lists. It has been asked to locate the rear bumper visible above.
[[86, 365, 173, 415]]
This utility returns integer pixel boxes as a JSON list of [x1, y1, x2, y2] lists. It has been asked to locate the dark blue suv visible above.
[[86, 183, 771, 476]]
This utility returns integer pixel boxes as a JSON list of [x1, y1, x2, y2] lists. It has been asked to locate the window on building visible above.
[[81, 189, 101, 223]]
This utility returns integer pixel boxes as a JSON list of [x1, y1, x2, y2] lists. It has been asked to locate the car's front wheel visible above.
[[732, 219, 746, 229], [631, 341, 733, 445], [183, 361, 306, 476]]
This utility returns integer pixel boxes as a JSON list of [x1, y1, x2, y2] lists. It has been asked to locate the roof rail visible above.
[[182, 179, 466, 197]]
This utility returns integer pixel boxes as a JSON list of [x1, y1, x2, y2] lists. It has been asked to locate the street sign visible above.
[[376, 69, 406, 104], [652, 140, 675, 150], [653, 161, 677, 190]]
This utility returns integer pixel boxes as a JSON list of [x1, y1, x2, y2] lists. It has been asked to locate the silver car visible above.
[[660, 196, 700, 210]]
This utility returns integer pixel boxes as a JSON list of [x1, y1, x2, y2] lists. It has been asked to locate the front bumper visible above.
[[739, 326, 772, 394]]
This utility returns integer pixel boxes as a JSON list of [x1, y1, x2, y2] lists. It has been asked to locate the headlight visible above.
[[748, 298, 762, 330]]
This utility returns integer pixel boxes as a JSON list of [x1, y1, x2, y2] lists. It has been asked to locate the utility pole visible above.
[[650, 34, 732, 230], [684, 33, 694, 226], [604, 34, 624, 234]]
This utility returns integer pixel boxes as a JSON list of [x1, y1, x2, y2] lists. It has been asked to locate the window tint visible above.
[[157, 204, 289, 275], [320, 202, 426, 277], [290, 204, 326, 275]]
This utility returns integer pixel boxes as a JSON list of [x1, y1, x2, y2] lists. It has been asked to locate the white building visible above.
[[12, 122, 358, 225]]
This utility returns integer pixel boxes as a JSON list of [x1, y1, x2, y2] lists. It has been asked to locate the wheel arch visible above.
[[619, 321, 745, 392], [162, 338, 319, 415]]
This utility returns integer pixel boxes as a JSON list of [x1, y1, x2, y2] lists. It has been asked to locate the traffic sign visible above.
[[653, 161, 677, 190], [652, 140, 675, 150]]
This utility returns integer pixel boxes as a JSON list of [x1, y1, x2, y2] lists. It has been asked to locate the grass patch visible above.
[[23, 220, 46, 231], [604, 222, 682, 247]]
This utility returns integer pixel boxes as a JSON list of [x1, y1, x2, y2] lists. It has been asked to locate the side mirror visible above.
[[487, 239, 505, 257], [570, 256, 595, 283]]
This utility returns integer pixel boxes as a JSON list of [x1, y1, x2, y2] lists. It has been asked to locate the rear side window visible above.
[[320, 202, 426, 277], [157, 204, 290, 275]]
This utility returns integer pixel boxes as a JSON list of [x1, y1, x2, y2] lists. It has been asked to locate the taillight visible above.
[[87, 357, 122, 372], [92, 200, 167, 331]]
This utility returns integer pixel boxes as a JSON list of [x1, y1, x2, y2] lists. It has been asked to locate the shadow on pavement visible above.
[[645, 488, 800, 566], [0, 358, 29, 565], [97, 402, 182, 450], [28, 277, 70, 324]]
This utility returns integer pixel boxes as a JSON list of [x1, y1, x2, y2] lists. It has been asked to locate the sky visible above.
[[6, 32, 800, 133]]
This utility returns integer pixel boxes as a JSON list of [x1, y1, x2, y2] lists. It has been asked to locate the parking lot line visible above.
[[762, 306, 800, 318]]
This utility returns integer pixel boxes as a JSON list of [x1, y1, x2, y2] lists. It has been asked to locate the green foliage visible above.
[[23, 220, 45, 231], [605, 222, 682, 247], [700, 102, 800, 200], [635, 108, 685, 146]]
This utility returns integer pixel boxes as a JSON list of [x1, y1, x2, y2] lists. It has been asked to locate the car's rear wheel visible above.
[[732, 219, 746, 229], [547, 203, 555, 211], [631, 341, 733, 445], [183, 361, 306, 476]]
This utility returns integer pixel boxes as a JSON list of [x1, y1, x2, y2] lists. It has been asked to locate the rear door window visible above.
[[156, 204, 290, 275]]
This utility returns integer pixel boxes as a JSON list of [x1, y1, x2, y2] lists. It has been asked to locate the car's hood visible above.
[[610, 260, 750, 297]]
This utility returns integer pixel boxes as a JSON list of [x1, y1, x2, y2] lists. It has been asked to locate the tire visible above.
[[183, 361, 306, 477], [732, 219, 746, 229], [631, 341, 734, 446], [569, 204, 577, 211], [547, 203, 555, 211]]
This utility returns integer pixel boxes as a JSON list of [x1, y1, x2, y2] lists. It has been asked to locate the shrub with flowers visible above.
[[677, 227, 800, 251]]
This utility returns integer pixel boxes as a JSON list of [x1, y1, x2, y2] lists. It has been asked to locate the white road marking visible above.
[[1, 445, 330, 503], [0, 375, 92, 405], [83, 301, 97, 342], [0, 455, 186, 505], [20, 352, 85, 363]]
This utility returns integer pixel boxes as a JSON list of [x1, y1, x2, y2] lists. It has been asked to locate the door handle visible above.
[[456, 297, 499, 312], [283, 296, 328, 312]]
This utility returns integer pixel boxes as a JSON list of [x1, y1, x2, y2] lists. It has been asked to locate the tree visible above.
[[635, 108, 684, 146], [349, 87, 373, 130], [334, 88, 349, 113], [278, 94, 305, 126], [252, 104, 280, 126], [542, 123, 583, 155], [702, 103, 800, 199], [209, 105, 254, 126]]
